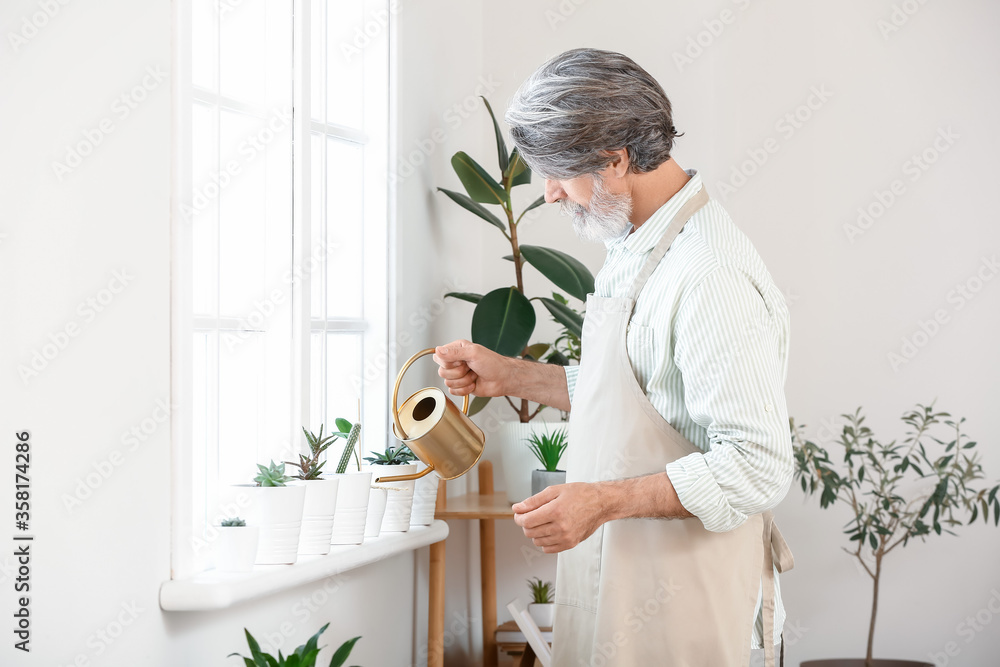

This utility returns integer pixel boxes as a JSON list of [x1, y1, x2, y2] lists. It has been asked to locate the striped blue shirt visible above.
[[563, 169, 792, 647]]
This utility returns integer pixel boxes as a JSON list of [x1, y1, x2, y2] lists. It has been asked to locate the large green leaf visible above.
[[539, 297, 584, 338], [481, 97, 508, 174], [507, 147, 532, 187], [451, 152, 507, 206], [520, 245, 595, 301], [437, 188, 506, 233], [329, 637, 361, 667], [444, 292, 483, 304], [472, 287, 536, 357], [523, 343, 550, 361], [522, 194, 546, 215], [468, 395, 492, 416]]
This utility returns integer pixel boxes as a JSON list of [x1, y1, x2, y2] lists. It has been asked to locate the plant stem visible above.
[[866, 551, 882, 666], [507, 203, 524, 295]]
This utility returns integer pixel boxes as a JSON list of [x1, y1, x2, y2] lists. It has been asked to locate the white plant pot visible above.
[[498, 420, 568, 504], [409, 460, 440, 527], [327, 471, 372, 545], [214, 525, 259, 572], [528, 603, 554, 629], [297, 477, 341, 555], [364, 487, 389, 538], [531, 469, 567, 496], [365, 463, 417, 532], [233, 483, 307, 565]]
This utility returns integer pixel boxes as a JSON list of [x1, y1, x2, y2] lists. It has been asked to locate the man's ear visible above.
[[603, 149, 630, 179]]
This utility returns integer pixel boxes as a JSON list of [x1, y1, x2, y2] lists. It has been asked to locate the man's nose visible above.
[[544, 179, 565, 204]]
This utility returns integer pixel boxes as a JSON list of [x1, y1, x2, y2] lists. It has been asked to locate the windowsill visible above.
[[159, 521, 448, 611]]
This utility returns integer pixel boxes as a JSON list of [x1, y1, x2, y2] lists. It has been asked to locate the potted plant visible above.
[[792, 403, 1000, 667], [287, 424, 342, 555], [229, 622, 360, 667], [214, 517, 258, 573], [526, 427, 569, 496], [437, 97, 593, 502], [363, 444, 418, 532], [233, 460, 307, 565], [409, 458, 440, 528], [526, 577, 555, 628], [327, 418, 372, 546]]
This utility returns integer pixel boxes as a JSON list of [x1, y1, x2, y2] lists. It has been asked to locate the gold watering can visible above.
[[373, 348, 486, 485]]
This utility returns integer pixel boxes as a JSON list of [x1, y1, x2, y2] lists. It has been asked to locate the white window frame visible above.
[[170, 0, 391, 580]]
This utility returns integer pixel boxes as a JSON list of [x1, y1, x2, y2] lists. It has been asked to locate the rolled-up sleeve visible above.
[[665, 264, 793, 533], [563, 365, 580, 405]]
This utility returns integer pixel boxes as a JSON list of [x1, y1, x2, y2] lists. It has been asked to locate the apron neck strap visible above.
[[626, 186, 710, 301]]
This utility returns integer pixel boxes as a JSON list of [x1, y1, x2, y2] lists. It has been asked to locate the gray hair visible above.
[[505, 48, 681, 180]]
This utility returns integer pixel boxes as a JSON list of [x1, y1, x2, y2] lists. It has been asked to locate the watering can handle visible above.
[[392, 347, 470, 440]]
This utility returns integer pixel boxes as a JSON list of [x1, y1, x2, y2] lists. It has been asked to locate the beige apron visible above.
[[552, 186, 794, 667]]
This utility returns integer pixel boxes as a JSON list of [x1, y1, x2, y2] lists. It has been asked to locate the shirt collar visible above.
[[606, 169, 703, 254]]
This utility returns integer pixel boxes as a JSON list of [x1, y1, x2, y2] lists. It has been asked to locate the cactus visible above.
[[220, 517, 245, 527], [253, 460, 293, 487], [334, 419, 361, 474]]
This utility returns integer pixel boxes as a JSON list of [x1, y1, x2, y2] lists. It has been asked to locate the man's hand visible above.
[[512, 483, 608, 554], [433, 340, 511, 398]]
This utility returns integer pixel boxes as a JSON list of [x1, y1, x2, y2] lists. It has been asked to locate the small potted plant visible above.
[[526, 427, 569, 496], [326, 418, 372, 546], [228, 622, 360, 666], [287, 424, 342, 555], [234, 460, 307, 565], [793, 403, 1000, 667], [526, 577, 555, 628], [214, 517, 258, 573], [363, 444, 418, 532]]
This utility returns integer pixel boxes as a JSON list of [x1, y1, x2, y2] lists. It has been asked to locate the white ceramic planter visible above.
[[233, 483, 307, 565], [327, 471, 372, 545], [364, 487, 389, 538], [297, 477, 341, 555], [409, 460, 440, 527], [498, 420, 568, 504], [214, 525, 259, 572], [529, 602, 554, 629], [366, 463, 417, 532]]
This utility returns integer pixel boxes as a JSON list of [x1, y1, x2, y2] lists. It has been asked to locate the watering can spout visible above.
[[379, 348, 486, 486]]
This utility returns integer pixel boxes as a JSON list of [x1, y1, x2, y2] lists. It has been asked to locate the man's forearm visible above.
[[597, 472, 695, 521], [505, 358, 572, 412]]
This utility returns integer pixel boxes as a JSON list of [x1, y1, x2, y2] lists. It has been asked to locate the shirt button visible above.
[[764, 403, 774, 412]]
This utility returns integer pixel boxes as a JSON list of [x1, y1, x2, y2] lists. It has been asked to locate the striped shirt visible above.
[[563, 169, 792, 648]]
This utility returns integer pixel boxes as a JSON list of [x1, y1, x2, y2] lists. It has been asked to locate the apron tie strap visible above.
[[760, 509, 793, 667]]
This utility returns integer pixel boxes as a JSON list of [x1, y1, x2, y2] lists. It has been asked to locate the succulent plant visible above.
[[253, 460, 294, 487], [363, 444, 416, 466], [525, 428, 569, 473], [287, 424, 339, 480], [527, 577, 553, 604], [220, 517, 246, 527], [334, 418, 361, 475], [228, 622, 360, 667]]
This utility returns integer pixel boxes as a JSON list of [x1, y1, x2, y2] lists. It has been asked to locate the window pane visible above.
[[192, 0, 217, 91], [311, 132, 325, 316], [311, 332, 364, 465], [219, 0, 267, 106], [325, 0, 364, 128], [218, 330, 264, 486], [310, 0, 324, 122], [326, 139, 364, 318], [192, 102, 218, 316]]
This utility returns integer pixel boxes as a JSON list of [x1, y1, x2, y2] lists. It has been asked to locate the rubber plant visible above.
[[437, 97, 594, 422], [791, 402, 1000, 666]]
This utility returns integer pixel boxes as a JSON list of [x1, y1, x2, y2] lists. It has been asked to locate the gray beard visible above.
[[560, 179, 633, 243]]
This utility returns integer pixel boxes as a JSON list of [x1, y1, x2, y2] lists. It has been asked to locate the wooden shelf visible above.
[[435, 492, 514, 520]]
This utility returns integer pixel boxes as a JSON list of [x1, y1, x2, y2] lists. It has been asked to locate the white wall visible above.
[[395, 0, 1000, 665], [0, 1, 417, 665]]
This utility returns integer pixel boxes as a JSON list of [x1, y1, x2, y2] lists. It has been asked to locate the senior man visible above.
[[433, 48, 795, 667]]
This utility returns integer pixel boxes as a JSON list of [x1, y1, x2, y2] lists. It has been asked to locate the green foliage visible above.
[[334, 419, 362, 475], [254, 460, 294, 487], [437, 97, 593, 422], [525, 428, 569, 472], [287, 425, 339, 480], [526, 577, 554, 604], [221, 517, 246, 527], [363, 444, 417, 466], [227, 623, 361, 667], [791, 402, 1000, 660]]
